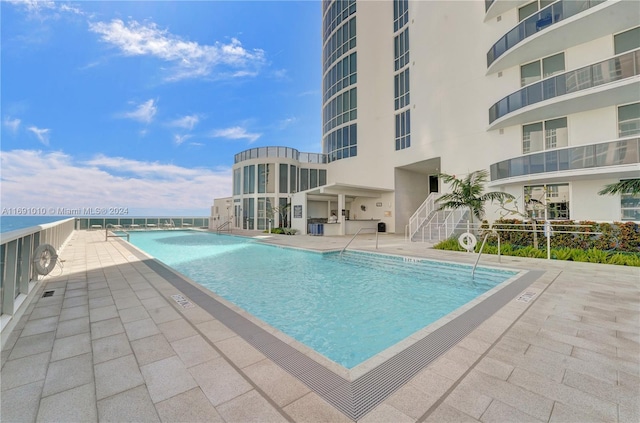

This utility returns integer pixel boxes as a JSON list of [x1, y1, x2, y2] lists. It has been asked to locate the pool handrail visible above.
[[105, 223, 130, 242], [472, 230, 501, 279], [340, 227, 378, 256]]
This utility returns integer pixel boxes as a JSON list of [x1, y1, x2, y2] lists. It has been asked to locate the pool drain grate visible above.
[[42, 291, 54, 297]]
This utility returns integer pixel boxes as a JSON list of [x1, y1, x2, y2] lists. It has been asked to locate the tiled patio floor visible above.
[[1, 229, 638, 422]]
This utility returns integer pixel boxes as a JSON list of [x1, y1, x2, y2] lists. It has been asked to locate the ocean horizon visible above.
[[0, 216, 73, 233]]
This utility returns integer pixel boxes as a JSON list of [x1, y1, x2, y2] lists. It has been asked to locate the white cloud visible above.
[[169, 114, 200, 130], [0, 150, 231, 213], [121, 99, 157, 124], [278, 117, 297, 129], [27, 126, 50, 145], [89, 19, 266, 81], [211, 126, 261, 143], [3, 117, 21, 133], [6, 0, 56, 14], [174, 134, 192, 145]]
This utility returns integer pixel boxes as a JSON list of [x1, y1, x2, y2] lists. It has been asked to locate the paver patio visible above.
[[1, 229, 638, 422]]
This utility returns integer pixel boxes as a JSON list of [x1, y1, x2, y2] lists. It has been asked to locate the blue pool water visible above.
[[128, 231, 517, 368]]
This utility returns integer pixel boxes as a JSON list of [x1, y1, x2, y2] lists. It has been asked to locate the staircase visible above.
[[408, 194, 469, 242]]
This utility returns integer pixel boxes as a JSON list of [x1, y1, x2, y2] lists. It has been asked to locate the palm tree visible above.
[[598, 179, 640, 196], [436, 170, 514, 229]]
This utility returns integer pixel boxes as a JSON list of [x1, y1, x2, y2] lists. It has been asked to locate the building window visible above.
[[618, 103, 640, 137], [520, 52, 564, 86], [323, 87, 357, 133], [233, 168, 241, 195], [524, 183, 570, 220], [323, 17, 356, 72], [518, 0, 555, 22], [319, 169, 327, 186], [614, 27, 640, 55], [323, 52, 357, 103], [393, 0, 409, 33], [279, 164, 288, 194], [258, 163, 274, 194], [394, 68, 410, 110], [324, 123, 357, 163], [621, 183, 640, 221], [300, 168, 309, 191], [395, 109, 411, 150], [242, 198, 255, 229], [289, 165, 297, 193], [243, 165, 255, 194], [257, 197, 274, 230], [323, 0, 356, 41], [394, 28, 410, 71], [522, 117, 567, 153]]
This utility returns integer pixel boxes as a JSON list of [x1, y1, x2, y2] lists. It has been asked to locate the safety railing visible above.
[[340, 227, 379, 256], [489, 49, 639, 123], [76, 216, 208, 230], [408, 193, 440, 241], [105, 224, 130, 242], [1, 218, 75, 336], [216, 220, 231, 233], [487, 0, 607, 67]]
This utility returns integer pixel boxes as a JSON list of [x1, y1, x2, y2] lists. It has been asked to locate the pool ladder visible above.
[[471, 231, 501, 279], [340, 227, 379, 257], [105, 224, 130, 242]]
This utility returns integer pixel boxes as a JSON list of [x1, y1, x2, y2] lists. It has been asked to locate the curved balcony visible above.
[[486, 0, 637, 74], [488, 50, 640, 129], [489, 137, 639, 183], [234, 146, 327, 164], [484, 0, 529, 23]]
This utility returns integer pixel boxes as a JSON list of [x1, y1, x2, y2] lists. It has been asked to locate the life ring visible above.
[[33, 244, 58, 275], [458, 232, 477, 252]]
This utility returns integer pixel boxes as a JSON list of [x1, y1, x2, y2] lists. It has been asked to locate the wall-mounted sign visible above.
[[293, 205, 303, 218]]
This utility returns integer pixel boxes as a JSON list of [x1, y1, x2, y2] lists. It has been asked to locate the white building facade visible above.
[[217, 0, 640, 236]]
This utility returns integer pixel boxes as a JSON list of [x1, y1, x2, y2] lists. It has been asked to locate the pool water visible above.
[[128, 231, 517, 368]]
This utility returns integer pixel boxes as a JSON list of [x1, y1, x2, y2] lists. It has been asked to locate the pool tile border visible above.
[[120, 241, 542, 421]]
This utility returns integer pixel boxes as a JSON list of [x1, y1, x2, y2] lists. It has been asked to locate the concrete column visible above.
[[338, 193, 346, 236]]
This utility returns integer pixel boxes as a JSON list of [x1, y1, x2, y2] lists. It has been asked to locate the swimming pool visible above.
[[127, 230, 518, 369]]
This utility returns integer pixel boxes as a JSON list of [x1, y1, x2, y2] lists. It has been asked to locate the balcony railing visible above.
[[489, 49, 639, 124], [234, 146, 327, 164], [487, 0, 607, 68], [490, 137, 639, 181]]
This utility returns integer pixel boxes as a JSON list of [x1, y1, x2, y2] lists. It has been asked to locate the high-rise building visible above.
[[224, 0, 640, 236]]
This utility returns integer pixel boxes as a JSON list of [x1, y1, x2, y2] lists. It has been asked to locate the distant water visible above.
[[0, 216, 72, 233]]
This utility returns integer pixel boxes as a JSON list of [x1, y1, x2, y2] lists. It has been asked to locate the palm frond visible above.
[[598, 179, 640, 196]]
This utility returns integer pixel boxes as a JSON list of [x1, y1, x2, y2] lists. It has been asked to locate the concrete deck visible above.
[[1, 229, 638, 422]]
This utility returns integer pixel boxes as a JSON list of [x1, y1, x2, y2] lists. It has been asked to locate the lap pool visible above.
[[126, 230, 519, 369]]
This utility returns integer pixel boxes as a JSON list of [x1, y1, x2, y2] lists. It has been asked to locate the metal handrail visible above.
[[340, 227, 378, 256], [216, 220, 231, 233], [105, 224, 130, 242], [472, 231, 501, 279]]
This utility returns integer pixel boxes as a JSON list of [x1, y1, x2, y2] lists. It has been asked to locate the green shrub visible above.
[[434, 237, 465, 251]]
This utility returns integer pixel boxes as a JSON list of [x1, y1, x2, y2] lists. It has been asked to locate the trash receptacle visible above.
[[377, 222, 386, 232]]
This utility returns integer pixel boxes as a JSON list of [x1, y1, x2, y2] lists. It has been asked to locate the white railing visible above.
[[414, 208, 469, 243], [1, 218, 75, 339], [408, 193, 440, 241]]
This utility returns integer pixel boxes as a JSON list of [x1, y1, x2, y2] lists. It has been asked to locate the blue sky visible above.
[[1, 0, 321, 216]]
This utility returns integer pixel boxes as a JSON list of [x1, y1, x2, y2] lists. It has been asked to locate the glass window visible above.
[[279, 164, 288, 193], [243, 165, 255, 194], [524, 183, 570, 220], [542, 53, 565, 78], [618, 103, 640, 137], [395, 109, 411, 151], [319, 169, 327, 186], [521, 61, 541, 86], [614, 27, 640, 55], [523, 118, 567, 153], [233, 168, 241, 195], [521, 52, 564, 86], [518, 1, 539, 21], [523, 122, 543, 153], [544, 117, 568, 149], [300, 168, 309, 191], [290, 165, 297, 193], [394, 68, 410, 110], [621, 183, 640, 221]]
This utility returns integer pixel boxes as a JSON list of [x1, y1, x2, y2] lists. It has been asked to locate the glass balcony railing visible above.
[[490, 137, 640, 181], [487, 0, 607, 68], [489, 49, 640, 124], [234, 146, 327, 164]]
